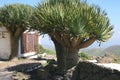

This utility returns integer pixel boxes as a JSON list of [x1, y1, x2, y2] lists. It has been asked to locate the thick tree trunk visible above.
[[52, 38, 67, 73], [52, 37, 79, 72], [66, 48, 79, 69], [9, 34, 19, 60], [55, 44, 79, 70]]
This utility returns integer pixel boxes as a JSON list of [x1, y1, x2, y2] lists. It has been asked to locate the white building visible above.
[[0, 27, 11, 59], [0, 27, 39, 60]]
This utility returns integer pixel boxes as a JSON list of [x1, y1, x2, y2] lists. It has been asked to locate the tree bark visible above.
[[66, 48, 79, 69], [50, 35, 96, 75], [52, 37, 67, 73], [52, 37, 79, 72], [9, 34, 19, 60]]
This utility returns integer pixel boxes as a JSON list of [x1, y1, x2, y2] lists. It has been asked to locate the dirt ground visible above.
[[0, 59, 40, 69], [0, 55, 56, 80], [0, 54, 56, 69]]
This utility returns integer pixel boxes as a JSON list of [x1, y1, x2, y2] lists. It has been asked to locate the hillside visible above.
[[102, 45, 120, 56], [81, 45, 120, 56], [41, 44, 120, 56], [81, 48, 104, 56]]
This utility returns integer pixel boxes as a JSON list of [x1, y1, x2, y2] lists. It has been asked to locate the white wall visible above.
[[0, 27, 11, 59]]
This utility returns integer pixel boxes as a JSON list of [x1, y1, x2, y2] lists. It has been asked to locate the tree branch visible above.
[[62, 33, 71, 47], [71, 37, 81, 48], [78, 37, 96, 49], [15, 26, 26, 38], [49, 33, 65, 46]]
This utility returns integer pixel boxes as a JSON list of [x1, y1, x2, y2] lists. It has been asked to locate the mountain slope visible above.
[[81, 48, 104, 56], [81, 45, 120, 56], [102, 45, 120, 56]]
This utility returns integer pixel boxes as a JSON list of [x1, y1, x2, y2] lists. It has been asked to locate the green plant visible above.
[[35, 44, 45, 54], [114, 56, 120, 63], [44, 49, 55, 55], [18, 57, 26, 61], [78, 52, 90, 60], [0, 4, 33, 59], [31, 0, 113, 71]]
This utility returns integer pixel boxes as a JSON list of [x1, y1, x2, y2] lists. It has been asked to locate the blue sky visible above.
[[0, 0, 40, 7], [87, 0, 120, 48], [0, 0, 120, 49]]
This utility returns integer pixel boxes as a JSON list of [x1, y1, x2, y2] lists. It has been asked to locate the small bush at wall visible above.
[[96, 53, 120, 63], [78, 52, 90, 60], [114, 56, 120, 63], [35, 44, 45, 54], [44, 49, 55, 55]]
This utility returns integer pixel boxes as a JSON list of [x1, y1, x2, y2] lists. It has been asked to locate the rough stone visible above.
[[71, 61, 120, 80], [53, 75, 64, 80], [0, 70, 13, 80], [37, 68, 49, 80]]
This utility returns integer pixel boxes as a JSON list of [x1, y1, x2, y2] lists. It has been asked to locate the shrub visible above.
[[35, 44, 45, 54], [78, 52, 89, 60], [96, 53, 120, 63], [44, 49, 55, 55], [114, 56, 120, 63]]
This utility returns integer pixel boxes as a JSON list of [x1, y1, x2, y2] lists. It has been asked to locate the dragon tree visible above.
[[31, 0, 113, 72], [0, 4, 34, 60]]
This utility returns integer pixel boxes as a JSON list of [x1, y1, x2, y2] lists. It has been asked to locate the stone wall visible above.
[[71, 61, 120, 80]]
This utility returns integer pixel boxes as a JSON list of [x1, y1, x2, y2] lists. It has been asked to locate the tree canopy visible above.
[[31, 0, 113, 70], [31, 0, 113, 48], [0, 4, 33, 37], [0, 4, 34, 59]]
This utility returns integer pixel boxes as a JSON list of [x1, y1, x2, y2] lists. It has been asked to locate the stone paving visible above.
[[0, 70, 13, 80]]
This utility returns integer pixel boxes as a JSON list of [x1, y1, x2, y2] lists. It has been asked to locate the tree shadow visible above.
[[5, 62, 42, 80], [4, 58, 57, 80]]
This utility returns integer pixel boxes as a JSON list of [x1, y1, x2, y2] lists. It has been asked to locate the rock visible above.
[[96, 53, 117, 63], [37, 53, 47, 58], [45, 59, 57, 75], [0, 70, 13, 80], [53, 75, 63, 80], [13, 72, 30, 80], [6, 62, 42, 72], [71, 61, 120, 80], [97, 57, 113, 63], [64, 66, 76, 80], [37, 68, 49, 80]]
